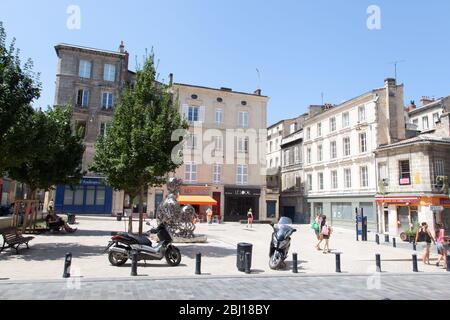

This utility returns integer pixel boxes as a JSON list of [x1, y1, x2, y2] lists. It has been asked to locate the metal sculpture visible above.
[[156, 178, 196, 238]]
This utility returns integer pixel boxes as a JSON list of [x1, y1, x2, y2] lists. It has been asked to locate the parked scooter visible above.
[[106, 221, 181, 267], [269, 217, 297, 270]]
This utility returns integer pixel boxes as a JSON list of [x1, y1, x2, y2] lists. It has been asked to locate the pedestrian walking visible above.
[[247, 208, 254, 228], [312, 213, 322, 250], [435, 223, 447, 267], [48, 198, 54, 213], [415, 222, 435, 265], [206, 207, 213, 225], [320, 215, 332, 254]]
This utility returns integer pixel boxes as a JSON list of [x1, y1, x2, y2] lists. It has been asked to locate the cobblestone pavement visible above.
[[0, 274, 449, 300]]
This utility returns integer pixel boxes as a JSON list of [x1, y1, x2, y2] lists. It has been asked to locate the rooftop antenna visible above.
[[389, 60, 405, 81], [321, 92, 324, 105], [256, 68, 261, 90]]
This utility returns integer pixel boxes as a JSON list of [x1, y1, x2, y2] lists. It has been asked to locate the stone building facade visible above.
[[52, 42, 135, 215]]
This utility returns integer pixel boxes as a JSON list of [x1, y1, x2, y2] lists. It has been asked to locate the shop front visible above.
[[376, 195, 450, 236], [55, 177, 113, 215], [178, 186, 220, 221], [224, 187, 261, 222]]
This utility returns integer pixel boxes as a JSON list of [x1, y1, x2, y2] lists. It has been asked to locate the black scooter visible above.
[[269, 217, 297, 270], [106, 221, 181, 267]]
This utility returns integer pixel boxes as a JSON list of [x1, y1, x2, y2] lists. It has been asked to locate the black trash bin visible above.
[[67, 213, 76, 225], [237, 243, 253, 272]]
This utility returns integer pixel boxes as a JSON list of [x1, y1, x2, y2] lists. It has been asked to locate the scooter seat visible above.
[[129, 234, 153, 247]]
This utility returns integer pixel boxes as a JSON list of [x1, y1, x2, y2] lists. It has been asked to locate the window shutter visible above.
[[84, 90, 90, 107], [182, 104, 189, 120], [200, 106, 206, 123]]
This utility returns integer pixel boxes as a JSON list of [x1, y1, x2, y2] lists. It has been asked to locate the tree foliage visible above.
[[7, 106, 85, 198], [0, 21, 41, 172], [91, 52, 187, 233]]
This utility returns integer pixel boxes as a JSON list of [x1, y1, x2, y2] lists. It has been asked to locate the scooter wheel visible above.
[[269, 252, 283, 270], [165, 246, 182, 266], [108, 251, 128, 266]]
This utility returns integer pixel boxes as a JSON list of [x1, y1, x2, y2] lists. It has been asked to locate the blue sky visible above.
[[1, 0, 449, 126]]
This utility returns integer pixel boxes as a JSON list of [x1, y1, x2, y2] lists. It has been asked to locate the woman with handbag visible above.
[[313, 214, 322, 250], [320, 216, 332, 254], [435, 223, 447, 267], [415, 222, 435, 265]]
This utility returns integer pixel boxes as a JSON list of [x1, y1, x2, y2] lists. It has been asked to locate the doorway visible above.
[[384, 208, 389, 233]]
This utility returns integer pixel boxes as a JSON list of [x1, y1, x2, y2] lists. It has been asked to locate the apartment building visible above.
[[52, 42, 135, 215], [139, 83, 270, 222], [408, 96, 450, 132], [302, 78, 406, 230]]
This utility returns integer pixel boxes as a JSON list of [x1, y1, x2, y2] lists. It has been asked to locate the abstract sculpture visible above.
[[156, 178, 196, 238]]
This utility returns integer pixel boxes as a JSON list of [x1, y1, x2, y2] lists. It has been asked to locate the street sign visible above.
[[357, 215, 363, 236]]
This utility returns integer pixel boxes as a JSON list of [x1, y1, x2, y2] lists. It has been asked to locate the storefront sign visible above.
[[81, 178, 104, 186], [399, 178, 411, 185], [180, 186, 210, 196], [225, 188, 261, 197], [440, 198, 450, 205], [431, 206, 444, 211]]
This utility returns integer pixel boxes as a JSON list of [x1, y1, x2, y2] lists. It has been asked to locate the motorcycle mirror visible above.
[[146, 222, 151, 226]]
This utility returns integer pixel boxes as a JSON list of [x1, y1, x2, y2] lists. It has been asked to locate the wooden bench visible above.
[[0, 228, 34, 254]]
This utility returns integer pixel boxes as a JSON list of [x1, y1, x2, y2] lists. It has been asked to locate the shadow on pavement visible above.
[[0, 243, 106, 262], [179, 245, 237, 258]]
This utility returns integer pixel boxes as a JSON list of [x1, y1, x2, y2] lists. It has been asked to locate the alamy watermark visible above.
[[67, 5, 81, 30], [367, 5, 381, 30]]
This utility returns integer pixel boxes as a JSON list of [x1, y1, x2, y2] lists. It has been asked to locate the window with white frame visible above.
[[213, 164, 222, 184], [433, 113, 440, 125], [307, 174, 313, 191], [317, 123, 322, 137], [331, 170, 338, 189], [359, 133, 367, 153], [317, 145, 323, 162], [330, 141, 337, 159], [330, 117, 337, 132], [306, 127, 311, 140], [306, 148, 312, 164], [102, 92, 114, 109], [239, 112, 249, 128], [79, 60, 92, 78], [412, 119, 419, 127], [238, 137, 249, 154], [343, 137, 351, 156], [99, 122, 111, 138], [215, 109, 224, 125], [290, 123, 297, 134], [360, 166, 369, 187], [269, 141, 273, 153], [294, 146, 300, 164], [104, 64, 116, 82], [213, 136, 223, 152], [270, 159, 273, 168], [342, 112, 350, 128], [187, 134, 198, 150], [358, 106, 366, 122], [284, 149, 290, 167], [188, 106, 200, 122], [318, 172, 324, 190], [344, 168, 352, 188], [422, 116, 429, 130], [237, 165, 248, 185], [77, 89, 89, 107], [185, 163, 197, 183], [378, 162, 388, 181]]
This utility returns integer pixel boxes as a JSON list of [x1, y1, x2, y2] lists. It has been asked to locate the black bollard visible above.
[[63, 253, 72, 278], [413, 242, 417, 251], [393, 238, 397, 248], [385, 235, 390, 243], [376, 234, 380, 245], [292, 253, 298, 274], [131, 251, 138, 277], [195, 253, 202, 275], [335, 253, 342, 273], [376, 254, 381, 273], [412, 254, 418, 273], [245, 252, 251, 274], [447, 256, 450, 272]]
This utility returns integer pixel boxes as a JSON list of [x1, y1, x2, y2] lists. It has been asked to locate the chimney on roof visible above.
[[119, 41, 125, 53], [384, 78, 396, 87], [421, 96, 434, 106], [254, 89, 262, 96], [168, 73, 173, 87]]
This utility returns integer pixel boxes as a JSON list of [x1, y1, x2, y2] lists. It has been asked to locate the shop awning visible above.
[[375, 197, 419, 204], [178, 196, 218, 206]]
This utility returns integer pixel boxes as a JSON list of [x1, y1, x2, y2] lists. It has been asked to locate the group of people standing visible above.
[[312, 214, 332, 254], [415, 222, 448, 268]]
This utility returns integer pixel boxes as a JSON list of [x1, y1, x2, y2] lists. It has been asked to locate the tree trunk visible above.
[[139, 186, 145, 236]]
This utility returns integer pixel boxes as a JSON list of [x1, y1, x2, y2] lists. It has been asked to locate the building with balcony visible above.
[[375, 108, 450, 237]]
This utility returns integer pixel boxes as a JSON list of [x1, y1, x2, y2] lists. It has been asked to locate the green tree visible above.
[[91, 52, 187, 235], [7, 106, 85, 199], [0, 21, 41, 173]]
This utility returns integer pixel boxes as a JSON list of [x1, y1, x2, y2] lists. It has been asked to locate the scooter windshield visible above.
[[278, 217, 293, 225], [276, 224, 294, 241]]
